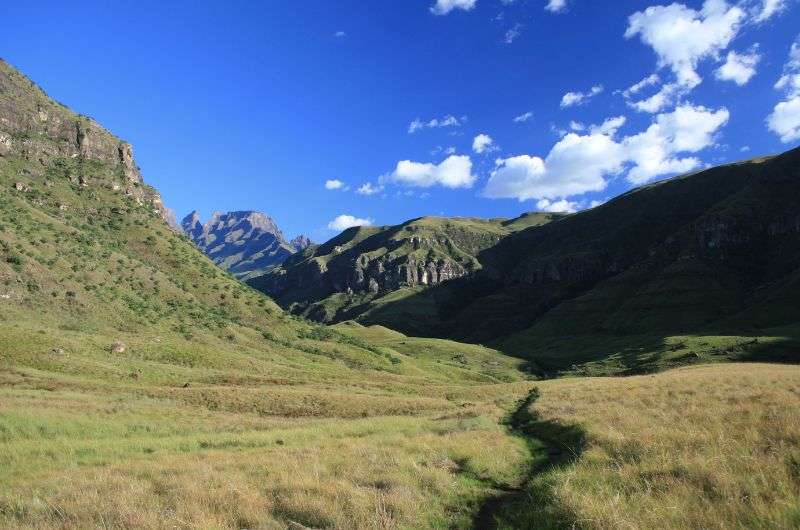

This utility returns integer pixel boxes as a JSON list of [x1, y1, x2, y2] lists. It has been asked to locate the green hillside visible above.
[[249, 213, 559, 329], [0, 59, 546, 528], [255, 147, 800, 376]]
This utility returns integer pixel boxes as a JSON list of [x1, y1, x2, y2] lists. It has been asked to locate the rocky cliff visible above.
[[248, 213, 559, 321], [181, 210, 311, 280], [0, 59, 170, 222]]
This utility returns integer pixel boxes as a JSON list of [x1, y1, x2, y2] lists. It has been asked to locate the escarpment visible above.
[[0, 59, 169, 221]]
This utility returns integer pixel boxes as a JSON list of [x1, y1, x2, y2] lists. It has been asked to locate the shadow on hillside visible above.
[[469, 388, 586, 530]]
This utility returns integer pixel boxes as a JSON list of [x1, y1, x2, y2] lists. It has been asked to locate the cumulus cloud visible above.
[[536, 198, 578, 212], [545, 0, 567, 13], [334, 31, 347, 38], [483, 104, 729, 201], [623, 104, 729, 183], [409, 115, 467, 133], [430, 0, 477, 15], [513, 111, 534, 123], [327, 215, 373, 231], [384, 155, 477, 189], [625, 0, 745, 89], [473, 134, 499, 154], [561, 85, 604, 108], [767, 36, 800, 142], [627, 82, 687, 113], [716, 48, 761, 85], [325, 179, 345, 190]]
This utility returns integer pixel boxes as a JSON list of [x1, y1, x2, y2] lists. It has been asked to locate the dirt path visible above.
[[470, 389, 585, 529]]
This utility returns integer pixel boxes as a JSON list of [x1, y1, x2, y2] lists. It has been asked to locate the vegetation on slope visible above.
[[0, 59, 537, 528], [249, 213, 559, 326], [261, 149, 800, 376]]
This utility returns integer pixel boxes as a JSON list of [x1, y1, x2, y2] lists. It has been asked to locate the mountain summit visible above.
[[181, 210, 311, 279]]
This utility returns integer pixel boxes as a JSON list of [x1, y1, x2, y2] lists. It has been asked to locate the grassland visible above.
[[490, 363, 800, 529]]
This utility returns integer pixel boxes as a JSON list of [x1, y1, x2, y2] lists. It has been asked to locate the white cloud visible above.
[[504, 24, 523, 43], [623, 104, 729, 183], [627, 82, 688, 113], [513, 111, 534, 123], [430, 0, 477, 15], [561, 85, 603, 108], [325, 179, 345, 190], [356, 182, 383, 195], [484, 104, 729, 201], [623, 73, 661, 98], [768, 97, 800, 142], [327, 215, 373, 231], [625, 0, 745, 88], [545, 0, 567, 13], [473, 134, 499, 154], [537, 198, 578, 212], [767, 36, 800, 142], [409, 115, 467, 133], [590, 116, 627, 136], [753, 0, 788, 23], [385, 155, 477, 189], [740, 145, 751, 152], [334, 31, 347, 38], [716, 49, 761, 85], [569, 121, 585, 131]]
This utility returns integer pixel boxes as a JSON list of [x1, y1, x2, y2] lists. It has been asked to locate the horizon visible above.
[[2, 0, 799, 241]]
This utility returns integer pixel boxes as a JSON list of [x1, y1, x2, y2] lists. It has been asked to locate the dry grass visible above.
[[517, 363, 800, 529]]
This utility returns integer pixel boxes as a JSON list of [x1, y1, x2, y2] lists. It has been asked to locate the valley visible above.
[[1, 45, 800, 530]]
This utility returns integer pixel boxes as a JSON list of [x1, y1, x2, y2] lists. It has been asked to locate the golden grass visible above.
[[524, 363, 800, 529]]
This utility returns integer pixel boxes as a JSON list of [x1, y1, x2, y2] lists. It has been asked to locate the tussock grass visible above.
[[497, 363, 800, 529]]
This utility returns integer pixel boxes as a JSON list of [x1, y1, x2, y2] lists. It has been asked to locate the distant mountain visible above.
[[181, 210, 312, 280], [247, 212, 560, 323]]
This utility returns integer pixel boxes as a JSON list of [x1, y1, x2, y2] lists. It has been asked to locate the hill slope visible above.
[[248, 212, 560, 327], [181, 210, 309, 280], [256, 148, 800, 375], [0, 59, 546, 529]]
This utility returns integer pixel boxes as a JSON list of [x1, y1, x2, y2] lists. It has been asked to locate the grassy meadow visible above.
[[492, 363, 800, 529]]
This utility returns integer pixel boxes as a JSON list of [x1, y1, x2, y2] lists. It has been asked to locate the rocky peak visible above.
[[181, 210, 204, 239], [290, 234, 313, 251], [180, 209, 300, 280]]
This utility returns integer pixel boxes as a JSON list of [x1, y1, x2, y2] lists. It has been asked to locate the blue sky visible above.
[[2, 0, 799, 240]]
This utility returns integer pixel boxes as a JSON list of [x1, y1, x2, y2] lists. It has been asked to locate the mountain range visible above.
[[181, 210, 312, 280], [250, 148, 800, 375]]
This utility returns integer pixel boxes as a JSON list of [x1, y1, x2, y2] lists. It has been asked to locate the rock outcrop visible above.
[[0, 59, 172, 224], [248, 214, 559, 322]]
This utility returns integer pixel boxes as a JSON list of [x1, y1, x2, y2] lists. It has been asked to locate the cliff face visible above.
[[249, 214, 559, 321], [181, 210, 311, 280], [0, 59, 169, 221]]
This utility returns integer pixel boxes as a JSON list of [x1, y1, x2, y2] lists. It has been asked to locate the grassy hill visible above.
[[256, 148, 800, 376], [0, 58, 542, 528], [248, 213, 559, 330]]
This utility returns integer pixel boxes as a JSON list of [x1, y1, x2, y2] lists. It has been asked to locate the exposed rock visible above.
[[12, 181, 29, 192], [0, 59, 176, 225], [290, 234, 313, 251], [181, 210, 301, 280], [110, 341, 126, 354]]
